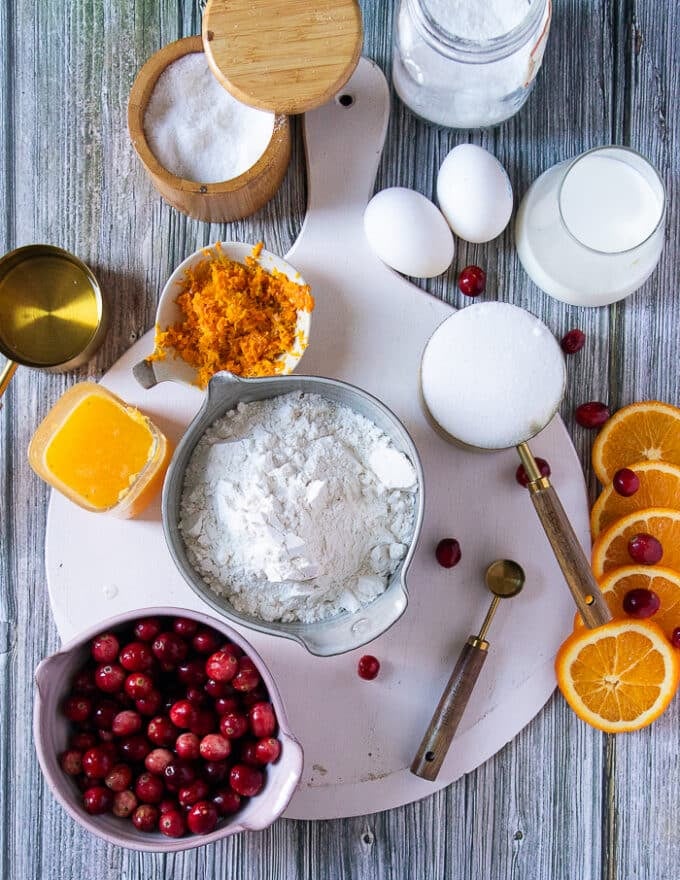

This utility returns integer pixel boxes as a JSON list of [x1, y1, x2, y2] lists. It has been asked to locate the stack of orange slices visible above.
[[555, 401, 680, 733]]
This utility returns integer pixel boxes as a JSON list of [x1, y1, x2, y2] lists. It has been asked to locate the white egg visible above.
[[437, 144, 513, 243], [363, 187, 455, 278]]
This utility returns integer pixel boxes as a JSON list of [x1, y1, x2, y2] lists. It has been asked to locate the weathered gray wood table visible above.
[[1, 1, 678, 877]]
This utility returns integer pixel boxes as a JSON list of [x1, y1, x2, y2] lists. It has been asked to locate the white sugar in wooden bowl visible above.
[[420, 302, 566, 450]]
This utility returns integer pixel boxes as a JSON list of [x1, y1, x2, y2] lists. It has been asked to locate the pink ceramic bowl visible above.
[[34, 606, 303, 852]]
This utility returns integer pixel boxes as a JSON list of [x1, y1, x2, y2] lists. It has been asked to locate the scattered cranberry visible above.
[[82, 747, 114, 779], [623, 588, 661, 618], [105, 764, 133, 792], [132, 804, 159, 832], [357, 655, 381, 680], [206, 650, 239, 683], [613, 468, 640, 497], [199, 734, 231, 762], [187, 801, 219, 835], [91, 633, 120, 664], [112, 710, 142, 737], [119, 642, 154, 672], [112, 790, 138, 818], [515, 457, 551, 487], [94, 663, 126, 694], [83, 786, 114, 815], [159, 809, 186, 838], [220, 712, 249, 739], [435, 538, 461, 568], [457, 265, 486, 297], [575, 402, 610, 429], [229, 764, 264, 797], [671, 628, 680, 649], [255, 737, 281, 764], [59, 749, 83, 776], [62, 696, 92, 723], [212, 788, 241, 816], [249, 702, 277, 737], [133, 617, 162, 642], [560, 328, 586, 354], [628, 533, 663, 565], [179, 779, 210, 808]]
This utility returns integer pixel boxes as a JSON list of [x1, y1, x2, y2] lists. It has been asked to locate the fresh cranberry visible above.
[[111, 709, 142, 737], [189, 709, 216, 737], [613, 468, 640, 497], [515, 457, 551, 487], [622, 587, 661, 618], [201, 760, 229, 785], [94, 663, 126, 694], [249, 702, 276, 737], [134, 617, 163, 642], [119, 735, 152, 763], [242, 688, 269, 709], [175, 732, 201, 761], [59, 749, 83, 776], [98, 741, 119, 761], [112, 789, 138, 818], [220, 642, 243, 659], [152, 632, 188, 666], [185, 686, 209, 707], [124, 672, 155, 700], [71, 668, 97, 696], [134, 772, 165, 804], [628, 533, 663, 565], [177, 659, 208, 687], [147, 715, 179, 747], [192, 628, 222, 655], [159, 798, 179, 815], [159, 808, 187, 838], [199, 734, 231, 761], [145, 748, 174, 776], [97, 729, 116, 743], [215, 696, 239, 716], [173, 617, 199, 638], [232, 661, 260, 693], [132, 804, 159, 832], [82, 785, 114, 815], [91, 633, 120, 664], [240, 740, 260, 766], [357, 655, 381, 680], [457, 265, 486, 297], [560, 328, 586, 354], [212, 788, 241, 816], [178, 779, 210, 808], [92, 700, 118, 730], [163, 760, 196, 792], [105, 764, 133, 792], [169, 699, 197, 729], [61, 695, 92, 723], [435, 538, 461, 568], [135, 690, 162, 716], [70, 731, 98, 751], [204, 678, 233, 699], [229, 763, 264, 797], [672, 628, 680, 649], [119, 641, 155, 672], [220, 712, 249, 739], [255, 737, 281, 764], [187, 801, 219, 835], [575, 402, 610, 428], [82, 747, 114, 779], [205, 650, 239, 683]]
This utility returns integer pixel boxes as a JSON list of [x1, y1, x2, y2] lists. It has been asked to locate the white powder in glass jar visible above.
[[144, 53, 275, 184], [179, 392, 418, 624]]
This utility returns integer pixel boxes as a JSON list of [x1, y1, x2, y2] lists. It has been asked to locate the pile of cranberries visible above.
[[57, 616, 281, 838]]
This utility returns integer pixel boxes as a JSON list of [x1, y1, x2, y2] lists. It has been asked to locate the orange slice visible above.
[[556, 619, 679, 732], [573, 565, 680, 642], [591, 508, 680, 579], [590, 461, 680, 537], [592, 401, 680, 484]]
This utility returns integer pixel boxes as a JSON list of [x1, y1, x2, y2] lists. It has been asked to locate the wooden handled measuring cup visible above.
[[420, 302, 611, 630]]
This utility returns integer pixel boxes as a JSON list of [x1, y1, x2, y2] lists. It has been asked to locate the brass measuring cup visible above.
[[420, 303, 611, 629], [0, 245, 107, 401]]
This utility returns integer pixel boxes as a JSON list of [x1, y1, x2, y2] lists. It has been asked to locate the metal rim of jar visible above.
[[556, 144, 667, 257], [403, 0, 549, 64]]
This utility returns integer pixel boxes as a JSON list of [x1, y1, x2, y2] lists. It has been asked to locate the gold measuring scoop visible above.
[[0, 245, 106, 401], [411, 559, 525, 781]]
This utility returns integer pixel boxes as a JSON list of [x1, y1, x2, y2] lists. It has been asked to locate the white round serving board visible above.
[[45, 59, 585, 820]]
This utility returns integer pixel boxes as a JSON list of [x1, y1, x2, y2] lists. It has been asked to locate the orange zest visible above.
[[153, 243, 314, 388], [592, 400, 680, 484], [555, 619, 679, 732], [592, 508, 680, 578], [573, 565, 680, 643], [590, 461, 680, 537]]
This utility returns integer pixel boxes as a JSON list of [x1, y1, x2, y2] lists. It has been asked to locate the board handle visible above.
[[411, 637, 488, 781]]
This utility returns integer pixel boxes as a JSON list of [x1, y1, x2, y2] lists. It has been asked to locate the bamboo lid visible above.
[[202, 0, 363, 115]]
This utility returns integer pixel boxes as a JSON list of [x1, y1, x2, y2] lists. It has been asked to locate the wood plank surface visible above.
[[0, 1, 677, 878]]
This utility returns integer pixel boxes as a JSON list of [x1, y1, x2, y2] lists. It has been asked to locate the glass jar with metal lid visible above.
[[392, 0, 552, 129]]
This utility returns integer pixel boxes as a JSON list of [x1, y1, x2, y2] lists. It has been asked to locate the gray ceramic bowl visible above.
[[34, 606, 303, 852], [162, 372, 425, 657]]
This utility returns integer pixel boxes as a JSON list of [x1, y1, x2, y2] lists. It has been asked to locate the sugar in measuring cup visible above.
[[420, 301, 611, 627]]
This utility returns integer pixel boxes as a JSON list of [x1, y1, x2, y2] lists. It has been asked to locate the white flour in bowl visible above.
[[179, 392, 418, 623]]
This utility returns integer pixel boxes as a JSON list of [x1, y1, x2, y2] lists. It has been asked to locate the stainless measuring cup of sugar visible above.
[[161, 371, 425, 656], [420, 302, 610, 629]]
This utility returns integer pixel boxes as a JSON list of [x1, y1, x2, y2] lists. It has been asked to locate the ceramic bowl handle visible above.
[[410, 637, 488, 781]]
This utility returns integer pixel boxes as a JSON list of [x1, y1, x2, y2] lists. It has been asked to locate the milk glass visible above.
[[515, 146, 666, 306]]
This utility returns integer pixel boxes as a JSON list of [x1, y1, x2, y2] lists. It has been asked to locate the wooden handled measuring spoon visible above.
[[411, 559, 525, 782]]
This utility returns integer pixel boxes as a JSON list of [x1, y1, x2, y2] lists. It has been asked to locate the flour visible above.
[[423, 0, 531, 40], [179, 392, 418, 623]]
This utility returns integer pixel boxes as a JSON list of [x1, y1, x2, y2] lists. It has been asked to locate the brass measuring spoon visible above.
[[411, 559, 525, 781]]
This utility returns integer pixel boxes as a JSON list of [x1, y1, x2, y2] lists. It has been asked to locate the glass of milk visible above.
[[515, 146, 666, 306]]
